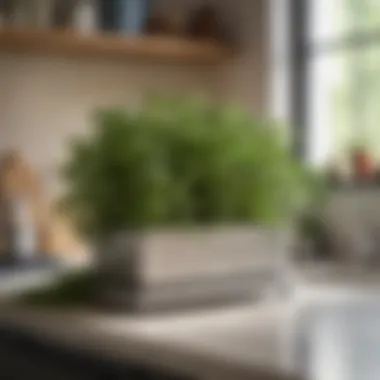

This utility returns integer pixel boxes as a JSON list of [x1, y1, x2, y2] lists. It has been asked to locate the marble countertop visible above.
[[0, 300, 300, 380], [2, 273, 380, 380]]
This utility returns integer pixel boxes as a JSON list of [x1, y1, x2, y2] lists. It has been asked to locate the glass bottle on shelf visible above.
[[72, 0, 98, 34], [117, 0, 150, 35]]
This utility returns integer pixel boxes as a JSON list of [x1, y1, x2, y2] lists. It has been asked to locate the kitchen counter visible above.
[[2, 273, 380, 380], [0, 300, 300, 380]]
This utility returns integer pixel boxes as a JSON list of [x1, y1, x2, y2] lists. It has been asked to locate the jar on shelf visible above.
[[99, 0, 150, 35], [53, 0, 76, 29], [187, 2, 223, 42], [72, 0, 98, 34]]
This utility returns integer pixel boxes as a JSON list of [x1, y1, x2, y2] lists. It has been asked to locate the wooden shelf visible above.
[[0, 28, 234, 64]]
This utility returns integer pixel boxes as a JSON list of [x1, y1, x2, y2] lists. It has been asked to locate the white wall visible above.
[[0, 53, 213, 195], [0, 0, 268, 199], [214, 0, 269, 113]]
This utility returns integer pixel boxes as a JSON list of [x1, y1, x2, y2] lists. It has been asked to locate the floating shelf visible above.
[[0, 28, 234, 64]]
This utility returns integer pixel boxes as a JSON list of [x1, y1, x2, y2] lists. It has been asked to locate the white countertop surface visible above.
[[2, 264, 380, 380], [0, 299, 300, 380]]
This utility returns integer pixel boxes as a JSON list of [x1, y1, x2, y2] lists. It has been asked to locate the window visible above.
[[301, 0, 380, 167]]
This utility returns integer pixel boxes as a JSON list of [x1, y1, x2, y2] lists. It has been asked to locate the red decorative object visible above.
[[352, 148, 373, 181]]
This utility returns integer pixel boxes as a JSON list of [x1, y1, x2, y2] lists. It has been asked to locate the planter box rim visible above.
[[107, 224, 292, 236]]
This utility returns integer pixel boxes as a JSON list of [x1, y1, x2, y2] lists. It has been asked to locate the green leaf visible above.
[[61, 95, 323, 237]]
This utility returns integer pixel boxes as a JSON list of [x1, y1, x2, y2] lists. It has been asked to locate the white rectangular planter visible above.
[[97, 226, 293, 311]]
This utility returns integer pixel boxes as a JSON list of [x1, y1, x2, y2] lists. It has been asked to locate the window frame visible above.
[[290, 0, 380, 162], [289, 0, 309, 158]]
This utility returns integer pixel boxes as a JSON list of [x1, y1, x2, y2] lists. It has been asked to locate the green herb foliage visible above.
[[62, 96, 318, 236]]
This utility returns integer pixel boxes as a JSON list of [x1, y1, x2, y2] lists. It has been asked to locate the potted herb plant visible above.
[[62, 96, 315, 311]]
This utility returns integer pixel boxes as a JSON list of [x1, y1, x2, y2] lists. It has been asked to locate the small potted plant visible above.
[[61, 95, 316, 311]]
